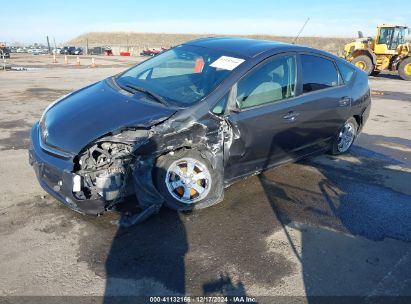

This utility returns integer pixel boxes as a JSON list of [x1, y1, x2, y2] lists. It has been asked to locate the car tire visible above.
[[154, 149, 223, 211], [352, 55, 374, 75], [329, 117, 359, 155], [398, 57, 411, 81], [370, 70, 380, 76]]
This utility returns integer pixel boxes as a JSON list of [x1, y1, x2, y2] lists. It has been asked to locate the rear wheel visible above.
[[330, 118, 358, 155], [398, 57, 411, 81], [352, 55, 374, 75]]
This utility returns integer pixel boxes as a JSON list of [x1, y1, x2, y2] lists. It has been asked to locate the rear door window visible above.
[[336, 61, 356, 83], [301, 54, 339, 93]]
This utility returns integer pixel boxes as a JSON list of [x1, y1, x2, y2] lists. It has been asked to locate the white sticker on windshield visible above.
[[210, 56, 245, 71]]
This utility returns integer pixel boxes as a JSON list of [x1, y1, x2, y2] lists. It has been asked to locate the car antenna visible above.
[[292, 17, 310, 44]]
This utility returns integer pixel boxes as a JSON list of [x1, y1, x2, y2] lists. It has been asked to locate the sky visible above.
[[3, 0, 411, 44]]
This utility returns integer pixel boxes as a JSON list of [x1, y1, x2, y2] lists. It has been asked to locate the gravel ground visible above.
[[0, 54, 410, 302]]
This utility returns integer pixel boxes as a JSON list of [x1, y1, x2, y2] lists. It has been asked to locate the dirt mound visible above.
[[66, 32, 353, 55]]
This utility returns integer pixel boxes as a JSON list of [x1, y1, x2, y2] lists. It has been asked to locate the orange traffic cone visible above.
[[64, 55, 68, 65], [53, 54, 57, 63], [91, 57, 96, 68], [76, 56, 80, 66]]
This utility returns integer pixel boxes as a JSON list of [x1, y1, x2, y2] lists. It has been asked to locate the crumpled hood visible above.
[[41, 79, 176, 154]]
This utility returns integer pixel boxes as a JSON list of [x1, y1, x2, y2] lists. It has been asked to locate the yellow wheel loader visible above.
[[343, 24, 411, 80]]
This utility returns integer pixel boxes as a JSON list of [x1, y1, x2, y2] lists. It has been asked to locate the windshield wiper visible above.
[[125, 84, 168, 106]]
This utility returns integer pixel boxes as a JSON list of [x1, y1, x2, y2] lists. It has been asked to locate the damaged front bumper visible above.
[[29, 123, 106, 215]]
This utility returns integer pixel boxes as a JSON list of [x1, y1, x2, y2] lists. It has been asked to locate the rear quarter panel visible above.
[[350, 69, 371, 130]]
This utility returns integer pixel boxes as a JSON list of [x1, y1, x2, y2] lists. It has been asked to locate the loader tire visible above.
[[352, 55, 374, 75], [398, 57, 411, 81]]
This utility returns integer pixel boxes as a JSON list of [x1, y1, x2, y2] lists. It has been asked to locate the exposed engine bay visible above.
[[73, 141, 134, 206]]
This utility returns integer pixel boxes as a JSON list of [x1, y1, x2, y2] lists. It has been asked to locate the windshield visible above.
[[116, 45, 244, 107], [378, 27, 406, 49], [395, 28, 406, 44]]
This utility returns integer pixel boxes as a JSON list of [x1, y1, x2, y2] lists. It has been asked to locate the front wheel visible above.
[[398, 57, 411, 81], [329, 118, 358, 155], [154, 149, 223, 211]]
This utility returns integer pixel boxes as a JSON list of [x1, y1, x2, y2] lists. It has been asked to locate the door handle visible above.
[[283, 111, 300, 122], [339, 97, 351, 107]]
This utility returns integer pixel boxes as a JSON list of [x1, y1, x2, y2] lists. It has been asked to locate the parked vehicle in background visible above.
[[89, 46, 113, 56], [30, 37, 371, 220], [52, 48, 61, 55], [73, 47, 83, 55], [60, 46, 77, 55], [28, 48, 45, 55], [0, 42, 11, 59], [16, 48, 26, 53], [0, 47, 11, 58], [140, 47, 168, 56]]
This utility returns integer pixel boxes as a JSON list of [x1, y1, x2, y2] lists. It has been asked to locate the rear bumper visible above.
[[29, 123, 106, 215]]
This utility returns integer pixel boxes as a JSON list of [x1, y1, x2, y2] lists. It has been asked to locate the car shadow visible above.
[[202, 273, 251, 300], [370, 73, 402, 81], [103, 207, 188, 300], [258, 133, 411, 299]]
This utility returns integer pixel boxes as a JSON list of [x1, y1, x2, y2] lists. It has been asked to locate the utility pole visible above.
[[46, 36, 51, 54], [1, 49, 5, 71]]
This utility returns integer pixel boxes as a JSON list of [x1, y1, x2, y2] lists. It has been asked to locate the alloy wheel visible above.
[[337, 122, 356, 153], [165, 157, 212, 204]]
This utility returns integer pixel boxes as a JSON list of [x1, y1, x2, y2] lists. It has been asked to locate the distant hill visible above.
[[66, 32, 353, 55]]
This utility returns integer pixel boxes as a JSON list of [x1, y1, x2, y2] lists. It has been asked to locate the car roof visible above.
[[184, 37, 337, 60]]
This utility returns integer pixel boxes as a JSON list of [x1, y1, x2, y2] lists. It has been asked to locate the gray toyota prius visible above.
[[29, 37, 371, 222]]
